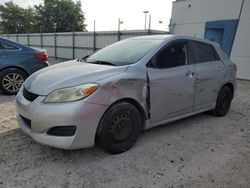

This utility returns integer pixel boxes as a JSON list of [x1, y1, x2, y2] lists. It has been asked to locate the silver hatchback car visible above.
[[16, 35, 237, 154]]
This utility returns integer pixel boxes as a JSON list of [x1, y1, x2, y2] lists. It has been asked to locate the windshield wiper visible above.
[[89, 61, 116, 66], [78, 54, 90, 62]]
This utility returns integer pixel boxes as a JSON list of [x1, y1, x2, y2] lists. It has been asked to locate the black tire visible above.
[[212, 86, 233, 117], [97, 102, 142, 154], [0, 68, 28, 95]]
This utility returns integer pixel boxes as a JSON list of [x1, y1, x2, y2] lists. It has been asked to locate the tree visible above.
[[23, 8, 37, 33], [34, 0, 86, 33], [0, 0, 86, 33], [0, 2, 36, 33], [0, 2, 23, 33]]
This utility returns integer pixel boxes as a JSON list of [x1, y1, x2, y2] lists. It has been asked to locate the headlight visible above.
[[45, 83, 99, 103]]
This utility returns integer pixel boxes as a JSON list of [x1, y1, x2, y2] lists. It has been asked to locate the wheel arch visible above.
[[95, 97, 147, 143], [0, 66, 29, 77], [224, 82, 234, 94]]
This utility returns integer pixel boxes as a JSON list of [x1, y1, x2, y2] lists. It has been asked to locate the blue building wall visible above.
[[204, 19, 238, 56]]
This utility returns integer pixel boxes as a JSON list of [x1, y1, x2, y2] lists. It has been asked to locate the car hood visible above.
[[24, 60, 127, 95]]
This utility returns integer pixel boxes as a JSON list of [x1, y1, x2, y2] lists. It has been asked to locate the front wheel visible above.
[[0, 68, 27, 95], [211, 86, 233, 117], [97, 102, 142, 154]]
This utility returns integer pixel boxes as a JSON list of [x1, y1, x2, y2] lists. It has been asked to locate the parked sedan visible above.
[[16, 35, 237, 154], [0, 37, 49, 95]]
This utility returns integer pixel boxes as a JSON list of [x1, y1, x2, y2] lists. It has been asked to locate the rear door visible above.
[[147, 41, 196, 123], [191, 41, 226, 110], [0, 42, 7, 64]]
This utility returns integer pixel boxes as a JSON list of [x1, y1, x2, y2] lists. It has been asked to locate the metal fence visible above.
[[1, 30, 168, 60]]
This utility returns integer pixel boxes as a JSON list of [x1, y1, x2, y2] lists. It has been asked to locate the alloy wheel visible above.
[[2, 73, 24, 92]]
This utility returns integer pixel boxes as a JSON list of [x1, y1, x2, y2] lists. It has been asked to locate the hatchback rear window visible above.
[[192, 41, 220, 63]]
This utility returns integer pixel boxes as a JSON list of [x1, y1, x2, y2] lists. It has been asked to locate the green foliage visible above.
[[0, 0, 86, 34], [0, 2, 35, 33]]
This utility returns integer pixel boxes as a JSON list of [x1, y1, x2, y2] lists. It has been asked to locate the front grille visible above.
[[20, 115, 31, 130], [47, 126, 77, 136], [23, 87, 39, 102]]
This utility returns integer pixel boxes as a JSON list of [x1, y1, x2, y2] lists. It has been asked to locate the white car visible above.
[[16, 35, 237, 154]]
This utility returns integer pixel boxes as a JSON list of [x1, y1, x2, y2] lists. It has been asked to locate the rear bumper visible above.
[[27, 61, 49, 75]]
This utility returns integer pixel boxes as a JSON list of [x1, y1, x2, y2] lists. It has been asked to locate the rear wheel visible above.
[[97, 102, 142, 154], [212, 86, 233, 117], [0, 68, 27, 95]]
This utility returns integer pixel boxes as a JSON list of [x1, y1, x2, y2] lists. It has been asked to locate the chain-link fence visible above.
[[1, 30, 168, 60]]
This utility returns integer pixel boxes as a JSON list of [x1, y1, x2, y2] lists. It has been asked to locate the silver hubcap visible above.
[[2, 73, 24, 92]]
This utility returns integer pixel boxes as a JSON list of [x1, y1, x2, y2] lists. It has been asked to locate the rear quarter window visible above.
[[192, 41, 220, 63], [0, 42, 18, 50], [0, 43, 4, 49]]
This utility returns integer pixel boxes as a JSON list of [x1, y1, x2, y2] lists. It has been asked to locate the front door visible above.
[[147, 41, 196, 123]]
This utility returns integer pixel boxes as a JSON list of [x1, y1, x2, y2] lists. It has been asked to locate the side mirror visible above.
[[146, 58, 157, 68]]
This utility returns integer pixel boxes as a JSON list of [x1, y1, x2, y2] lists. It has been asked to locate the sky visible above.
[[0, 0, 173, 31]]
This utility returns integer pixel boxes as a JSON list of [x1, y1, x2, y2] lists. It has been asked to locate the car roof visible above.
[[0, 36, 42, 51], [0, 36, 21, 46], [0, 36, 29, 49], [128, 34, 219, 47], [128, 35, 172, 40]]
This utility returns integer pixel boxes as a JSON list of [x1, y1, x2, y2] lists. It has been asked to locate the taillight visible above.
[[34, 52, 48, 61]]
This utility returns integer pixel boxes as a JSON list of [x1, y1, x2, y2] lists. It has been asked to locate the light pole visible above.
[[93, 20, 96, 52], [118, 18, 123, 41], [148, 15, 151, 31], [143, 11, 149, 30], [118, 18, 123, 32]]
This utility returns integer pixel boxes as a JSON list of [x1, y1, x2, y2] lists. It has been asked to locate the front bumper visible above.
[[16, 87, 108, 149]]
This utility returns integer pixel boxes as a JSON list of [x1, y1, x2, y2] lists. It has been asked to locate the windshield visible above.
[[86, 39, 162, 66]]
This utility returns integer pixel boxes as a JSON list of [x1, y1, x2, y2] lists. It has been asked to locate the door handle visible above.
[[186, 71, 195, 77]]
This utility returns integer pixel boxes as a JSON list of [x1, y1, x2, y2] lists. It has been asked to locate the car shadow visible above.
[[0, 84, 241, 168], [0, 128, 116, 175], [0, 111, 213, 162], [0, 104, 244, 188], [0, 91, 16, 104]]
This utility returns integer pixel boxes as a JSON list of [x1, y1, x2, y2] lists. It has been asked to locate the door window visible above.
[[192, 41, 220, 63], [0, 43, 4, 49], [0, 42, 18, 50], [153, 42, 188, 69]]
